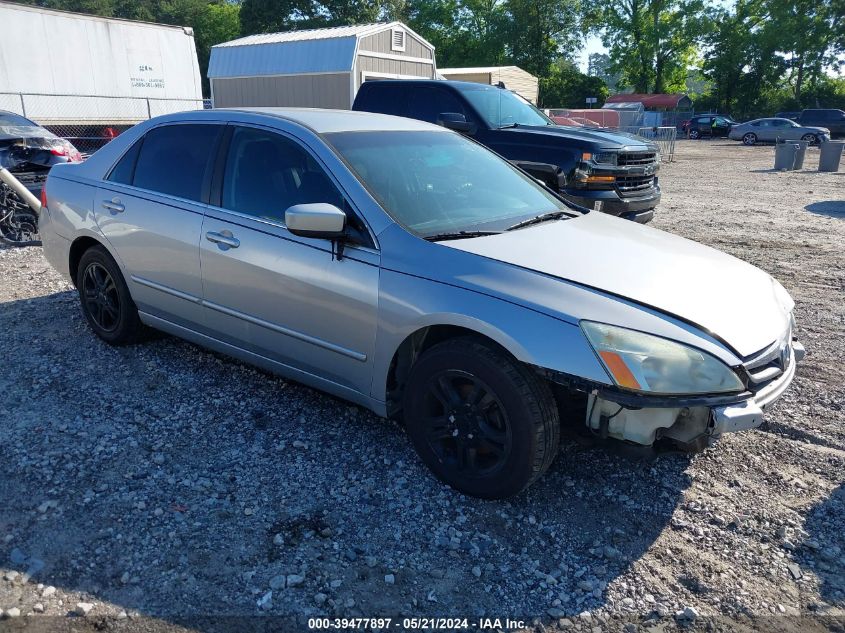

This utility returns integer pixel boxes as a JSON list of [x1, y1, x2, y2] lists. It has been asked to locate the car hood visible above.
[[443, 212, 792, 358], [503, 124, 655, 149]]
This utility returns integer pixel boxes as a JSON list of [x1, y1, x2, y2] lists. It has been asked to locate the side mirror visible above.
[[285, 203, 346, 240], [437, 112, 473, 133]]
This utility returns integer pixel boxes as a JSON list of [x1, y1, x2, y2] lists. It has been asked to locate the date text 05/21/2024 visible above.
[[307, 618, 527, 630]]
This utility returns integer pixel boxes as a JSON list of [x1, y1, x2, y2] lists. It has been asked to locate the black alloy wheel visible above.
[[81, 262, 121, 333], [420, 370, 512, 477], [76, 245, 143, 345], [403, 338, 560, 499]]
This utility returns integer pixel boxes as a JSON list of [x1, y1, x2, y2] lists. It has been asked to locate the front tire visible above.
[[688, 129, 700, 140], [801, 133, 819, 145], [742, 133, 757, 146], [402, 338, 560, 499], [76, 245, 142, 345]]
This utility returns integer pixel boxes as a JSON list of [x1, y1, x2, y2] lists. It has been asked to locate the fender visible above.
[[370, 267, 612, 402]]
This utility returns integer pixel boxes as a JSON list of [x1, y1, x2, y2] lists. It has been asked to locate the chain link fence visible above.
[[634, 126, 678, 162], [1, 92, 203, 155]]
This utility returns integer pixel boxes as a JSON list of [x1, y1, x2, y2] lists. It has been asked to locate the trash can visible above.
[[793, 140, 808, 170], [774, 141, 799, 170], [819, 141, 844, 172]]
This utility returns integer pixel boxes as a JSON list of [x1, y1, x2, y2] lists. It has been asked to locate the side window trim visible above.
[[208, 122, 377, 251]]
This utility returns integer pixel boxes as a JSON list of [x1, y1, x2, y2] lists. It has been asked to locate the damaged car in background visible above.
[[0, 110, 82, 246], [39, 109, 804, 499]]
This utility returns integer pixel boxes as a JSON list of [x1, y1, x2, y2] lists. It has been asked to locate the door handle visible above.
[[206, 230, 240, 249], [101, 198, 124, 213]]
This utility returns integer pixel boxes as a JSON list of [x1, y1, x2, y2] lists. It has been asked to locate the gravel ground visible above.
[[1, 140, 843, 632]]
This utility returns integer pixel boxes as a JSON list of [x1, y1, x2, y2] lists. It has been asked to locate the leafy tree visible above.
[[239, 0, 314, 33], [767, 0, 841, 101], [503, 0, 580, 78], [239, 0, 398, 34], [584, 0, 705, 93], [404, 0, 507, 68], [539, 59, 608, 108], [700, 0, 783, 115], [194, 2, 240, 93]]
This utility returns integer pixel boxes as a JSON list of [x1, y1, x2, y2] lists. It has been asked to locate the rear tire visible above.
[[76, 245, 142, 345], [742, 133, 757, 146], [402, 338, 560, 499]]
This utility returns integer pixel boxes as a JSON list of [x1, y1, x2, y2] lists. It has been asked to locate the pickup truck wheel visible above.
[[742, 133, 757, 146], [402, 338, 560, 499], [76, 245, 142, 345]]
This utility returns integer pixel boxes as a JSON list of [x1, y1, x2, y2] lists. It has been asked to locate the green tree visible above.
[[239, 0, 314, 34], [504, 0, 580, 77], [239, 0, 399, 34], [539, 59, 608, 108], [194, 2, 240, 93], [767, 0, 840, 102], [584, 0, 705, 93], [404, 0, 508, 68]]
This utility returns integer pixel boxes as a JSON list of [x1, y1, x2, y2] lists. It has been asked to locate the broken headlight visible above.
[[581, 321, 745, 395]]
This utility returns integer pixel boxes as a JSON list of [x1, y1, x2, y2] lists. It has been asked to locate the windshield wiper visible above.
[[424, 230, 501, 242], [498, 122, 519, 129], [505, 211, 570, 231]]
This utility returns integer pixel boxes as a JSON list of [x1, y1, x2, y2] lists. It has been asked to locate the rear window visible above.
[[132, 124, 222, 201]]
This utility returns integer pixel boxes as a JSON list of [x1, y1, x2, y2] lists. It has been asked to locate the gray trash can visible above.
[[774, 141, 799, 170], [819, 141, 844, 172], [793, 140, 808, 169]]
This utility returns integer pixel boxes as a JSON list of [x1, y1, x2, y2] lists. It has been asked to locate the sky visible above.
[[577, 35, 608, 73]]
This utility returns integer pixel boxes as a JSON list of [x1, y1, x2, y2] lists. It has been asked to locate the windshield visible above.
[[462, 88, 553, 128], [326, 130, 572, 238]]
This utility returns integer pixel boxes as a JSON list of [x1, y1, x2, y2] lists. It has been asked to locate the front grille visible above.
[[616, 174, 655, 195], [743, 330, 792, 393], [618, 151, 657, 167]]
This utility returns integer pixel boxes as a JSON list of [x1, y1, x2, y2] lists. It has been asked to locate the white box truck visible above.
[[0, 1, 203, 151]]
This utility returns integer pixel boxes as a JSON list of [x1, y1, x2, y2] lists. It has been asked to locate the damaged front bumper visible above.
[[547, 338, 805, 450], [710, 339, 804, 436]]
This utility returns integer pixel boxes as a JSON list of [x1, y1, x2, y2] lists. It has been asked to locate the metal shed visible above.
[[438, 66, 539, 104], [208, 22, 436, 110]]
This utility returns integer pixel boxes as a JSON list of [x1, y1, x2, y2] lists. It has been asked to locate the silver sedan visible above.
[[39, 108, 803, 498], [729, 117, 830, 145]]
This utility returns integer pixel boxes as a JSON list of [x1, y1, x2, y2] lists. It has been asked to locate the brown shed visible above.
[[208, 22, 436, 109], [438, 66, 539, 104]]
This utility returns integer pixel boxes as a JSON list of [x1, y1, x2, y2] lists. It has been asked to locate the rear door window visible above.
[[132, 124, 222, 202]]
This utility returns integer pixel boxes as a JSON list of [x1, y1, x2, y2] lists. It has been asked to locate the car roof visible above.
[[360, 78, 502, 93], [172, 107, 446, 134]]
